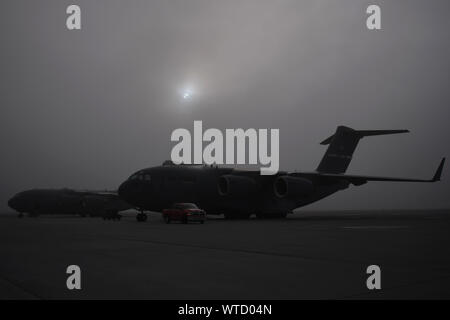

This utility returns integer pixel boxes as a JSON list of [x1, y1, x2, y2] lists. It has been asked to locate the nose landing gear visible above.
[[136, 211, 148, 222]]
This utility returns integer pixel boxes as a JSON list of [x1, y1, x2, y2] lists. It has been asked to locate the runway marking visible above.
[[342, 225, 410, 230]]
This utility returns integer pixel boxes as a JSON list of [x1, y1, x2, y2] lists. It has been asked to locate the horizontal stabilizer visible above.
[[320, 128, 409, 145]]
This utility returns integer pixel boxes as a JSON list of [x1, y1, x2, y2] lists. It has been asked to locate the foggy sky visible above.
[[1, 0, 449, 212]]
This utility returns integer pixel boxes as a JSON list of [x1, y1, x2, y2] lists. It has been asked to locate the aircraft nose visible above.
[[118, 181, 131, 202], [8, 196, 18, 210]]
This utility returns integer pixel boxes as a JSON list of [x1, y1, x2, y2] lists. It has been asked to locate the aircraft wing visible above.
[[295, 157, 445, 186]]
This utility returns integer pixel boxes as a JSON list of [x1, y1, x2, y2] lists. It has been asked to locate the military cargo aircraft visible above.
[[118, 126, 445, 222], [8, 188, 131, 219]]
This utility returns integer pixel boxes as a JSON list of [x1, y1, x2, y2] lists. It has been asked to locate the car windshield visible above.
[[176, 203, 198, 209]]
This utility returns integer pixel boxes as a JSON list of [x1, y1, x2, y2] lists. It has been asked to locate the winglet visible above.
[[432, 157, 445, 182]]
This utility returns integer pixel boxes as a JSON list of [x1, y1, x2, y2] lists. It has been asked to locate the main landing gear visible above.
[[256, 212, 288, 219], [136, 211, 148, 222]]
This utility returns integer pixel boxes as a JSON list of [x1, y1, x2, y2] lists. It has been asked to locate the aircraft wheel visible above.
[[163, 215, 170, 224], [136, 213, 147, 222], [18, 213, 24, 218], [200, 220, 205, 224]]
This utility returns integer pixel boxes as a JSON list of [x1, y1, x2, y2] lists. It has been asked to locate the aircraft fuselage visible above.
[[118, 163, 347, 217]]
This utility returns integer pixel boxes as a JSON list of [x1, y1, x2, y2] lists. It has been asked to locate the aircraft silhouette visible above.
[[8, 189, 131, 219], [117, 126, 444, 221]]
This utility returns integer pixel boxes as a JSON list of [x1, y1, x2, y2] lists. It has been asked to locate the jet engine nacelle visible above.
[[274, 176, 314, 198], [218, 175, 257, 197]]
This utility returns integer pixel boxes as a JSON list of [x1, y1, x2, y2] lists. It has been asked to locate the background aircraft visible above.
[[118, 126, 445, 221], [8, 188, 132, 219]]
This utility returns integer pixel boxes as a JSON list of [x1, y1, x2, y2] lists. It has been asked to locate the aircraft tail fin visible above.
[[316, 126, 409, 174]]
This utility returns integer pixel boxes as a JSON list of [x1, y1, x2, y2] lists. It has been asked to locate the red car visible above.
[[162, 203, 206, 224]]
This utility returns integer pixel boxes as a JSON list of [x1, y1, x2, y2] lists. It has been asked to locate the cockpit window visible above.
[[129, 171, 150, 181], [129, 171, 145, 180]]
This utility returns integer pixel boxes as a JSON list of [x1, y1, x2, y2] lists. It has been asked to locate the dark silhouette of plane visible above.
[[8, 188, 131, 219], [118, 126, 445, 222]]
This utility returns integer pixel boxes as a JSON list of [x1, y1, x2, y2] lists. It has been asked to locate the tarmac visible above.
[[0, 209, 449, 299]]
